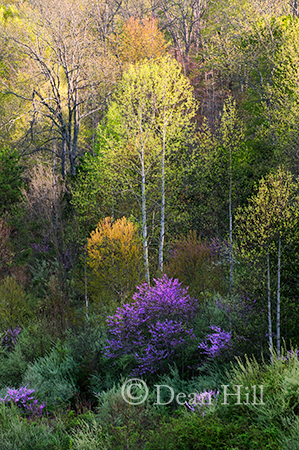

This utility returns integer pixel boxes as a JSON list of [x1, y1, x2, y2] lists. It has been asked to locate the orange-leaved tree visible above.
[[118, 16, 169, 65], [86, 217, 144, 310]]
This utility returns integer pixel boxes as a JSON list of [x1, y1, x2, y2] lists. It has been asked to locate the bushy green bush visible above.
[[0, 277, 31, 331], [71, 419, 110, 450], [23, 342, 78, 407], [0, 322, 56, 389], [0, 402, 70, 450], [143, 412, 280, 450], [217, 350, 299, 429], [64, 320, 111, 397], [279, 416, 299, 449], [0, 344, 28, 388], [96, 382, 160, 450]]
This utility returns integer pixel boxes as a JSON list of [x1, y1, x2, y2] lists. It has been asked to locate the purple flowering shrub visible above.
[[105, 276, 198, 376], [105, 276, 232, 377], [0, 386, 45, 419], [198, 326, 231, 358], [1, 325, 21, 351]]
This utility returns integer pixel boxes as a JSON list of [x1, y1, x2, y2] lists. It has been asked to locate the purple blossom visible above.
[[105, 275, 198, 376], [30, 235, 49, 253], [0, 386, 45, 419], [185, 389, 219, 417], [2, 325, 21, 350], [281, 350, 299, 362], [198, 326, 231, 357]]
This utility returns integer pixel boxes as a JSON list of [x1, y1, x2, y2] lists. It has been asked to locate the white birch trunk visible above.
[[84, 254, 88, 319], [141, 146, 150, 282], [277, 236, 281, 359], [267, 248, 273, 364], [158, 124, 166, 272], [229, 145, 233, 297]]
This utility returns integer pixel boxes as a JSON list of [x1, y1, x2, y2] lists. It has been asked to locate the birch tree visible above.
[[235, 168, 299, 360], [101, 56, 196, 280], [219, 97, 244, 297], [154, 57, 196, 272]]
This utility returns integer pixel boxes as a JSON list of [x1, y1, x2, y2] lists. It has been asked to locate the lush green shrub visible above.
[[97, 382, 160, 450], [218, 350, 299, 428], [0, 277, 31, 331], [0, 146, 23, 216], [279, 416, 299, 449], [0, 402, 70, 450], [71, 419, 110, 450], [0, 344, 28, 388], [23, 342, 78, 407], [143, 412, 280, 450], [156, 363, 228, 409], [62, 320, 115, 401]]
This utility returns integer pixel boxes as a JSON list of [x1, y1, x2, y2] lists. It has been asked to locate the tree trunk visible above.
[[70, 94, 79, 176], [277, 236, 281, 358], [84, 254, 88, 319], [141, 146, 150, 282], [229, 144, 233, 297], [267, 248, 273, 364], [293, 0, 298, 17], [70, 121, 79, 176], [158, 124, 166, 272], [61, 131, 67, 179]]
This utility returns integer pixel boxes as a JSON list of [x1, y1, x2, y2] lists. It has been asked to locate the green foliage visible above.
[[0, 403, 70, 450], [236, 167, 299, 256], [0, 277, 31, 331], [235, 167, 299, 354], [2, 1, 299, 447], [279, 416, 299, 449], [97, 382, 159, 450], [144, 412, 280, 450], [0, 344, 28, 389], [23, 342, 78, 407], [270, 18, 299, 172], [0, 146, 23, 216], [71, 419, 110, 450], [62, 319, 112, 398], [100, 56, 196, 274], [156, 364, 227, 408], [71, 151, 115, 233], [0, 323, 55, 389], [175, 99, 247, 239], [216, 349, 299, 432]]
